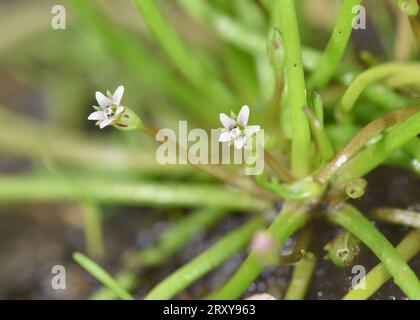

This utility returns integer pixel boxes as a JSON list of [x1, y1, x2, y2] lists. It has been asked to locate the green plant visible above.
[[0, 0, 419, 300]]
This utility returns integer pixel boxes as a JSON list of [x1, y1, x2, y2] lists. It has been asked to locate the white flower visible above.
[[218, 105, 260, 149], [88, 85, 125, 129]]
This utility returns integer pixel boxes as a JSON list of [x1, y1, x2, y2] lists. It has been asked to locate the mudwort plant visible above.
[[0, 0, 419, 300]]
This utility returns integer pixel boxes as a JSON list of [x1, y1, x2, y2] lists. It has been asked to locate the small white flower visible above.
[[218, 105, 260, 149], [88, 85, 125, 129]]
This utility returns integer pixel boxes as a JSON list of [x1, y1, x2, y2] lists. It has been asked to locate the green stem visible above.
[[328, 204, 420, 299], [284, 252, 317, 300], [396, 0, 419, 16], [73, 252, 135, 300], [275, 0, 311, 177], [335, 110, 420, 185], [145, 218, 263, 300], [371, 208, 420, 229], [343, 230, 420, 300], [177, 4, 411, 113], [0, 175, 268, 210], [90, 271, 139, 300], [0, 106, 176, 174], [409, 16, 420, 49], [206, 201, 310, 299], [316, 107, 420, 183], [308, 0, 362, 89], [90, 208, 228, 299], [142, 125, 277, 201], [339, 63, 420, 114], [82, 202, 105, 260], [303, 106, 334, 165]]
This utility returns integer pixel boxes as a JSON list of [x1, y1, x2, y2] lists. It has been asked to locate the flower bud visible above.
[[345, 178, 367, 199], [250, 231, 278, 267], [113, 107, 143, 131], [324, 232, 361, 268], [267, 27, 284, 73]]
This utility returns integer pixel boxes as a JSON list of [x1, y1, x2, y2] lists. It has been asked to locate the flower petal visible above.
[[115, 106, 125, 115], [220, 113, 236, 129], [113, 85, 124, 106], [219, 131, 232, 142], [244, 125, 260, 138], [88, 110, 106, 121], [237, 105, 250, 126], [234, 136, 246, 149], [99, 118, 115, 129], [96, 91, 113, 109]]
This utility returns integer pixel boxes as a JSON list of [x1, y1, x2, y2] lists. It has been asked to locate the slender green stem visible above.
[[312, 92, 325, 126], [90, 271, 139, 300], [256, 176, 323, 200], [0, 175, 269, 210], [284, 252, 317, 300], [267, 27, 285, 130], [0, 106, 178, 174], [335, 110, 420, 185], [328, 204, 420, 299], [409, 16, 420, 49], [275, 0, 311, 177], [73, 252, 135, 300], [343, 230, 420, 300], [396, 0, 419, 16], [371, 208, 420, 229], [207, 201, 310, 299], [263, 150, 294, 182], [385, 72, 420, 88], [308, 0, 362, 89], [133, 0, 233, 110], [82, 202, 105, 260], [142, 125, 277, 201], [90, 208, 229, 300], [316, 107, 420, 183], [339, 63, 420, 114], [304, 106, 334, 165], [176, 5, 411, 113], [145, 218, 263, 300]]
